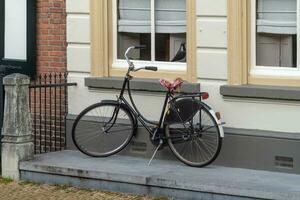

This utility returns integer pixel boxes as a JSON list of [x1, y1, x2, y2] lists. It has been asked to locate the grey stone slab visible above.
[[85, 77, 200, 93], [20, 150, 300, 200], [220, 84, 300, 101], [20, 171, 262, 200]]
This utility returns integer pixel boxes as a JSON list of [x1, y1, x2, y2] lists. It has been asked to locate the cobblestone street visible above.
[[0, 178, 167, 200]]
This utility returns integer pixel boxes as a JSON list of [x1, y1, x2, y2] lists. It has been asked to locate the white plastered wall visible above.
[[196, 0, 300, 133], [66, 0, 300, 133], [66, 0, 90, 73], [66, 0, 172, 123]]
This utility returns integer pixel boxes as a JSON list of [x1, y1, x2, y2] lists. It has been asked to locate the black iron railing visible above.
[[29, 73, 76, 154]]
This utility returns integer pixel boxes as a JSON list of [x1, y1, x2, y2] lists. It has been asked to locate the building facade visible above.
[[69, 0, 299, 173], [0, 0, 66, 76], [0, 0, 67, 154]]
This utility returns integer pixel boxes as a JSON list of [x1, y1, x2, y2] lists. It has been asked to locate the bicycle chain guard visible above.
[[164, 98, 199, 125]]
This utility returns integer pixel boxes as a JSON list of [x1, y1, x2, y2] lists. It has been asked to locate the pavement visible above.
[[0, 178, 161, 200]]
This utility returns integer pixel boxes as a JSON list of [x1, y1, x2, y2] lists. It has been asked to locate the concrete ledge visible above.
[[20, 151, 300, 200], [224, 127, 300, 141], [85, 77, 200, 93], [220, 85, 300, 101]]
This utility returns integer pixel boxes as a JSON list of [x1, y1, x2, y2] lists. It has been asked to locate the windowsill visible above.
[[85, 77, 200, 93], [220, 85, 300, 101], [111, 60, 187, 71]]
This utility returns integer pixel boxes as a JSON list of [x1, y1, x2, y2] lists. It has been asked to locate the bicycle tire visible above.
[[166, 101, 222, 167], [72, 102, 135, 157]]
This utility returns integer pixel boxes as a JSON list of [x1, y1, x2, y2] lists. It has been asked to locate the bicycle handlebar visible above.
[[133, 66, 158, 72], [144, 66, 158, 71], [124, 46, 158, 74], [124, 46, 135, 66]]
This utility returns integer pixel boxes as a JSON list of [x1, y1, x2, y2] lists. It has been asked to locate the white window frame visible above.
[[111, 0, 187, 71], [250, 0, 300, 78]]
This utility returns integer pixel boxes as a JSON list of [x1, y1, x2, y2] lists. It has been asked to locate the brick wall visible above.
[[32, 0, 67, 153], [36, 0, 67, 74], [30, 73, 68, 154]]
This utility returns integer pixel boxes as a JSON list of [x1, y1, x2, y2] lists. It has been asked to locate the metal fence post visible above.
[[1, 73, 33, 180]]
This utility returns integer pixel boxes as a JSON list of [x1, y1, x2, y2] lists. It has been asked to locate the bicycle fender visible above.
[[197, 101, 225, 138], [100, 100, 138, 130], [101, 100, 120, 105], [208, 109, 224, 138]]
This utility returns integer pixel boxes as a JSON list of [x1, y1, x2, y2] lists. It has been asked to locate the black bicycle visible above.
[[72, 46, 224, 167]]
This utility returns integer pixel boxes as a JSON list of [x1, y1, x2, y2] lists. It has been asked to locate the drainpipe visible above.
[[0, 70, 4, 140]]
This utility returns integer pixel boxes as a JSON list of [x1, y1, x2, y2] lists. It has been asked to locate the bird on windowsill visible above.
[[171, 42, 186, 62]]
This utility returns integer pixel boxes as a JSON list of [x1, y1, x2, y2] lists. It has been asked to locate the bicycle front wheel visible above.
[[166, 102, 222, 167], [72, 102, 134, 157]]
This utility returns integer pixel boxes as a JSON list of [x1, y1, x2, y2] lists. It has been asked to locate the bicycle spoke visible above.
[[167, 101, 221, 167], [77, 132, 101, 144], [193, 139, 206, 162], [106, 127, 133, 134], [72, 103, 134, 157], [196, 138, 214, 158], [201, 125, 217, 133]]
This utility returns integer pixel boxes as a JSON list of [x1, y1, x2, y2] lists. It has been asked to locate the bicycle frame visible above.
[[117, 74, 170, 139], [108, 45, 209, 141], [114, 70, 206, 141]]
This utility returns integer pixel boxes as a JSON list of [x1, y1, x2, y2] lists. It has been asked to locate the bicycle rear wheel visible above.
[[72, 102, 134, 157], [166, 101, 222, 167]]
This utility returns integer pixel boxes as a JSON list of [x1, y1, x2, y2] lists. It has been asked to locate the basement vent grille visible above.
[[275, 156, 293, 169], [130, 141, 147, 153]]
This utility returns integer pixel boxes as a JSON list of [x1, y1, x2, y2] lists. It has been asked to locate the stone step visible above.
[[20, 150, 300, 200]]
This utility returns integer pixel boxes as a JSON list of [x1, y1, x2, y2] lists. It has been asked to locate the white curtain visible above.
[[118, 0, 186, 33], [257, 0, 297, 34]]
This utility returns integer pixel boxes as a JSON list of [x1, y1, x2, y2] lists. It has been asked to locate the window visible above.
[[113, 0, 187, 71], [0, 0, 36, 77], [252, 0, 300, 75], [255, 0, 297, 68], [227, 0, 300, 86], [90, 0, 196, 81]]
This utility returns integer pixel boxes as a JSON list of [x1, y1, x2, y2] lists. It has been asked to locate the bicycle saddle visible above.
[[159, 77, 183, 91]]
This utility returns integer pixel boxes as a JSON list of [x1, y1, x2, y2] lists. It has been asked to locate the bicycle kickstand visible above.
[[148, 139, 163, 166]]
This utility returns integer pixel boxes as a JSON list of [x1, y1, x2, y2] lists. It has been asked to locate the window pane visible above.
[[256, 0, 297, 67], [117, 0, 151, 60], [117, 33, 151, 60], [155, 0, 186, 62], [117, 0, 187, 62], [256, 34, 297, 67], [5, 0, 27, 60], [155, 33, 186, 62]]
